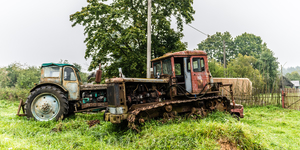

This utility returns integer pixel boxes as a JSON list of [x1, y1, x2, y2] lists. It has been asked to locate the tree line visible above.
[[282, 66, 300, 81], [198, 32, 279, 89], [0, 63, 40, 89]]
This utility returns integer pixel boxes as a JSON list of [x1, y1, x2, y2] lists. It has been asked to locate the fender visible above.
[[30, 83, 68, 93]]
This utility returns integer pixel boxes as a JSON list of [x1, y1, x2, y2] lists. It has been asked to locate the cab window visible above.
[[162, 59, 172, 75], [153, 61, 161, 76], [175, 63, 181, 75], [187, 59, 191, 71], [192, 58, 205, 72], [200, 58, 205, 71], [64, 67, 76, 81]]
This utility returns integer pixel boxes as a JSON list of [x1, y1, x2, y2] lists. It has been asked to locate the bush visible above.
[[0, 87, 29, 101]]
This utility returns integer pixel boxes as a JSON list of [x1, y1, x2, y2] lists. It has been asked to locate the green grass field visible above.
[[1, 100, 300, 149]]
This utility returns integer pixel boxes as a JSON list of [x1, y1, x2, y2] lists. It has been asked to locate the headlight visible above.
[[109, 107, 124, 115]]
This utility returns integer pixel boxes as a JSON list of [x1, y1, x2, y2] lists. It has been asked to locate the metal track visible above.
[[127, 95, 230, 123]]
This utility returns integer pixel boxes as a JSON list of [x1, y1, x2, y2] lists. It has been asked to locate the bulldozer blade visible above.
[[17, 99, 26, 116]]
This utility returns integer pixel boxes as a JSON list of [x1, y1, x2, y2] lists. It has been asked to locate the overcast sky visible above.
[[1, 0, 299, 72]]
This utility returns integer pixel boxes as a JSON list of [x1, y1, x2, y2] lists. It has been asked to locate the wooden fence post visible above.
[[282, 90, 285, 108]]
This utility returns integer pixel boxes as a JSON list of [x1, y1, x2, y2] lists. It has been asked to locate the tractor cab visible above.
[[39, 63, 81, 100], [151, 50, 211, 94]]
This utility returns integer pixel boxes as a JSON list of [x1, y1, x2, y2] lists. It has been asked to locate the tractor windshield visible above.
[[43, 67, 60, 78]]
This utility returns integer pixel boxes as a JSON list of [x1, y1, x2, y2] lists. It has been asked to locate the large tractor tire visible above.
[[66, 101, 76, 117], [25, 85, 69, 121]]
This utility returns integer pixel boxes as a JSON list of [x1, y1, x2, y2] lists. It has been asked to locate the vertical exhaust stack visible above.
[[95, 64, 102, 84]]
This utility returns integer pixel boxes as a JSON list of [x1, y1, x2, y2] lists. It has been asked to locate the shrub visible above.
[[0, 87, 29, 101]]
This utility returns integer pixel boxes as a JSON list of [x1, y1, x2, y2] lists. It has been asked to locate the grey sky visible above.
[[1, 0, 299, 72]]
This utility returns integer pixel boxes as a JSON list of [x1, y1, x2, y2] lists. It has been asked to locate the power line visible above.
[[186, 24, 209, 37]]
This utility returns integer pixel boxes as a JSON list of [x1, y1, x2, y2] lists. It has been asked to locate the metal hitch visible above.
[[17, 99, 26, 116]]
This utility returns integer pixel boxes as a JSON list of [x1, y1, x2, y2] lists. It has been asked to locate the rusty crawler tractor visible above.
[[17, 63, 107, 121], [104, 50, 244, 129]]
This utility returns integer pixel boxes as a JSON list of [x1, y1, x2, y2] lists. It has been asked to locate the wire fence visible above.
[[214, 77, 282, 107]]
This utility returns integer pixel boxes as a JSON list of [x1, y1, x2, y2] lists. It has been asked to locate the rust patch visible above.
[[218, 139, 237, 150], [81, 102, 108, 109], [80, 84, 107, 90], [105, 78, 169, 84], [151, 50, 207, 62], [197, 79, 203, 89]]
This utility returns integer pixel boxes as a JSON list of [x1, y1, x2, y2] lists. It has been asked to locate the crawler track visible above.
[[127, 95, 231, 131]]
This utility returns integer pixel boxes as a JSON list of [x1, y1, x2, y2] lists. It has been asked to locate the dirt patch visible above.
[[87, 119, 100, 127], [218, 139, 237, 150], [50, 123, 63, 133]]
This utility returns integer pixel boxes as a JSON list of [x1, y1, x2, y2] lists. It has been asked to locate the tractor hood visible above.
[[105, 78, 169, 84]]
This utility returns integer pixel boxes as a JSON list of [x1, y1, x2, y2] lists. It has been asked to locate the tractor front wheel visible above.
[[25, 86, 69, 121]]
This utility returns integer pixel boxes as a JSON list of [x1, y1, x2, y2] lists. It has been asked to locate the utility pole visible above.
[[223, 39, 226, 77], [281, 65, 285, 108], [146, 0, 151, 78], [281, 65, 284, 92]]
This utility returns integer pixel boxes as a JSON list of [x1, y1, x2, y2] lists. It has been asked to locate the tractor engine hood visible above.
[[105, 78, 169, 84]]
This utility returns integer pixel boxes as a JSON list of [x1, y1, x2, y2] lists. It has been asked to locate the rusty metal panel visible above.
[[231, 103, 244, 118], [107, 84, 120, 106], [151, 50, 207, 62], [190, 56, 209, 93], [120, 83, 126, 106], [171, 56, 175, 77], [80, 84, 108, 91], [81, 102, 108, 109]]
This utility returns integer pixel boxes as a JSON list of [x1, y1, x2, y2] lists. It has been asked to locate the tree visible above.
[[207, 59, 225, 78], [197, 32, 236, 65], [70, 0, 195, 78], [234, 32, 265, 59], [6, 63, 23, 87], [0, 67, 10, 88], [283, 66, 300, 75], [198, 32, 279, 87], [256, 49, 279, 87], [16, 66, 41, 89], [227, 54, 263, 87]]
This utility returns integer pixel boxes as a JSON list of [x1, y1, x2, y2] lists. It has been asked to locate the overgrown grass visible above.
[[1, 100, 300, 149]]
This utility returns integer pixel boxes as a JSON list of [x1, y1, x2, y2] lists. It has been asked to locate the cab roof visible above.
[[151, 50, 207, 62], [41, 63, 80, 71], [42, 63, 74, 67]]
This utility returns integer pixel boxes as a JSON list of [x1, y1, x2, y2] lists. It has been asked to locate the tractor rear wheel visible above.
[[25, 86, 69, 121]]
